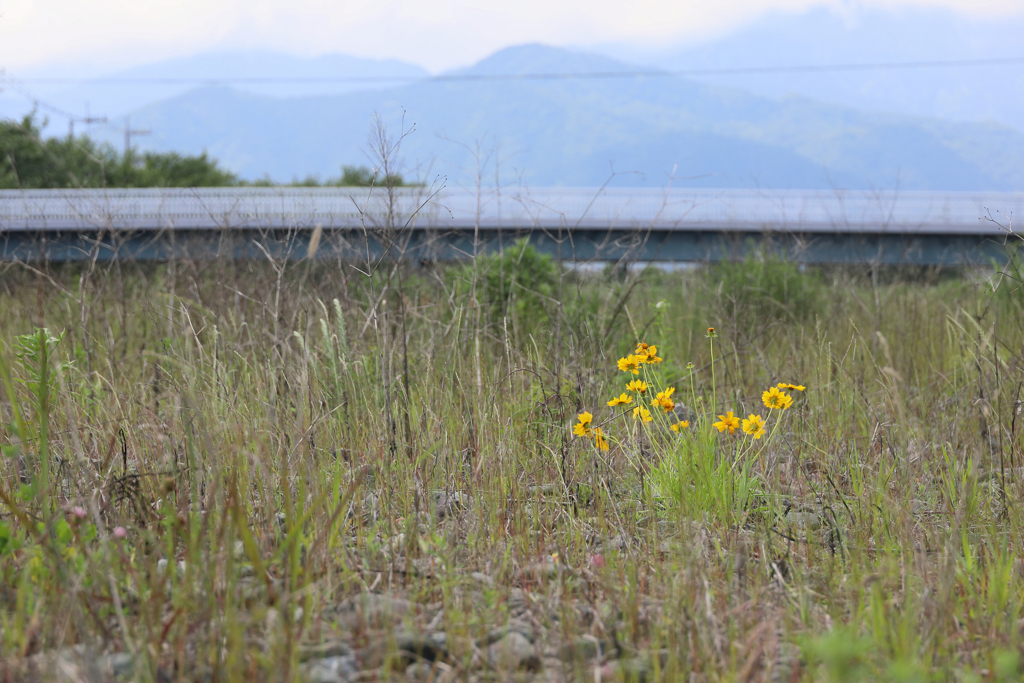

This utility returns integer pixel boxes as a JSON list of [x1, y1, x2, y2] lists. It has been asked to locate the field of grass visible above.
[[1, 246, 1023, 682]]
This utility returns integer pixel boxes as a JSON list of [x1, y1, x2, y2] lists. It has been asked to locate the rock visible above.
[[156, 558, 188, 576], [101, 652, 135, 678], [527, 483, 560, 496], [783, 511, 821, 531], [405, 661, 435, 681], [50, 647, 104, 682], [304, 655, 359, 683], [557, 637, 609, 663], [488, 632, 540, 672], [432, 491, 468, 520], [470, 572, 493, 586], [520, 561, 560, 580], [395, 631, 448, 661], [21, 646, 134, 683], [508, 588, 527, 615], [405, 661, 457, 683], [383, 533, 406, 556], [330, 593, 412, 630], [300, 640, 352, 662], [359, 631, 448, 671], [602, 658, 649, 682], [427, 632, 448, 652], [607, 535, 634, 551], [410, 557, 444, 576], [483, 619, 535, 645]]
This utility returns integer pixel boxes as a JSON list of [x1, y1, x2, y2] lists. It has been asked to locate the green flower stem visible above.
[[709, 336, 717, 420]]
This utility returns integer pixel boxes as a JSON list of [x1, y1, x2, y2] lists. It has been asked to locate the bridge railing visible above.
[[0, 186, 1021, 234]]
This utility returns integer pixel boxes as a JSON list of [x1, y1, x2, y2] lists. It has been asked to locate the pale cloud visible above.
[[1, 0, 1022, 73]]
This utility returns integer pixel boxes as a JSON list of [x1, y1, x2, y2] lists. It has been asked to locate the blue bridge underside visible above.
[[0, 228, 1012, 266]]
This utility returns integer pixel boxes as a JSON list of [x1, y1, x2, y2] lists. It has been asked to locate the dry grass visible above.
[[0, 251, 1022, 683]]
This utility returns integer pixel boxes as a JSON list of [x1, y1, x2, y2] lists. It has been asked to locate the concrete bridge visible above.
[[0, 186, 1019, 265]]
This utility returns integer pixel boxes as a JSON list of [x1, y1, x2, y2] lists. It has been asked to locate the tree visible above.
[[0, 114, 238, 189], [0, 115, 118, 189], [336, 164, 407, 187]]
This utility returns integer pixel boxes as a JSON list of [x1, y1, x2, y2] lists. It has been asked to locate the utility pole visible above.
[[68, 108, 107, 138], [124, 116, 152, 157]]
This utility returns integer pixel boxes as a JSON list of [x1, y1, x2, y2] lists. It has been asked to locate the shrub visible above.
[[477, 238, 558, 331], [711, 252, 823, 329]]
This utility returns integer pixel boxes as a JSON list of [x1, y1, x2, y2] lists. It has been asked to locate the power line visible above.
[[1, 74, 110, 135], [4, 55, 1024, 86]]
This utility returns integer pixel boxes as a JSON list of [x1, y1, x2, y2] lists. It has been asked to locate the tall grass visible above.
[[0, 254, 1022, 682]]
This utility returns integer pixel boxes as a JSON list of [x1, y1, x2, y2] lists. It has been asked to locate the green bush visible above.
[[476, 238, 558, 331], [711, 252, 824, 328], [991, 239, 1024, 320]]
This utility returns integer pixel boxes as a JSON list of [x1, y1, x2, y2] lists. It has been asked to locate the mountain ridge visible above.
[[12, 41, 1024, 191]]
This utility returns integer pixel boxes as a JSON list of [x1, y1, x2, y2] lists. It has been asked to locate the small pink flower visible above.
[[590, 554, 606, 569], [113, 526, 128, 540], [71, 506, 87, 519]]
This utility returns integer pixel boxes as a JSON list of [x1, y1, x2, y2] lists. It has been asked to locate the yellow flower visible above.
[[607, 393, 632, 407], [777, 382, 806, 392], [742, 414, 766, 439], [634, 342, 663, 364], [626, 379, 648, 394], [706, 327, 717, 338], [572, 411, 594, 438], [713, 411, 740, 434], [762, 386, 793, 410], [617, 355, 642, 374], [670, 420, 689, 432], [632, 406, 653, 423], [654, 387, 676, 412], [594, 427, 609, 451]]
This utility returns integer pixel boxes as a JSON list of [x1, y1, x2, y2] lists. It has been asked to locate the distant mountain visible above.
[[0, 49, 428, 125], [589, 5, 1024, 133], [77, 43, 1024, 191]]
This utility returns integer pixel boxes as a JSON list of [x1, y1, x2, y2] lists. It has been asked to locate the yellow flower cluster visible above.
[[616, 343, 662, 375], [572, 331, 806, 456], [633, 406, 653, 423], [714, 382, 801, 440], [613, 342, 680, 428], [572, 341, 685, 451], [654, 387, 675, 412]]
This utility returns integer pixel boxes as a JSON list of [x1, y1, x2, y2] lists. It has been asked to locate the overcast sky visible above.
[[2, 0, 1023, 73]]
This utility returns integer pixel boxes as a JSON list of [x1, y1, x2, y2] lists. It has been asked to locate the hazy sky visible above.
[[2, 0, 1023, 73]]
